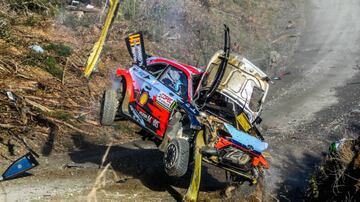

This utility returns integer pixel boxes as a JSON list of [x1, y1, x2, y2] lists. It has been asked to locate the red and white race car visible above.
[[101, 26, 270, 182]]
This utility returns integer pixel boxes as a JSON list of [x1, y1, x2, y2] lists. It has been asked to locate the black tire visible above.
[[164, 138, 189, 177], [100, 89, 119, 126], [114, 79, 125, 119]]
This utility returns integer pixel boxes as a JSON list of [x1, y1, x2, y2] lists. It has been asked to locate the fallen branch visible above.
[[23, 95, 59, 105], [0, 123, 19, 129], [0, 66, 11, 74], [24, 98, 52, 113], [46, 116, 91, 135]]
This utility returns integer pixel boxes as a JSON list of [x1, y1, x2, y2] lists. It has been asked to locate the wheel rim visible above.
[[165, 143, 177, 168]]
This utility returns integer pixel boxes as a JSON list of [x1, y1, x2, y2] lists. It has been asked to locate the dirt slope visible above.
[[262, 0, 360, 200]]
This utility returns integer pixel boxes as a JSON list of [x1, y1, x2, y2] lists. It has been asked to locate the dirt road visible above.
[[1, 138, 229, 202], [262, 0, 360, 200]]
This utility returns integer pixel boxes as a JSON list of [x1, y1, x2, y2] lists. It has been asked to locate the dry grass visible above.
[[306, 137, 360, 201], [86, 141, 121, 202]]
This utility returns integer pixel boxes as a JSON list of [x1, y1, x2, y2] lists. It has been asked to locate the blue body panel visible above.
[[130, 66, 201, 129], [224, 123, 268, 154], [2, 153, 39, 179], [177, 100, 201, 129]]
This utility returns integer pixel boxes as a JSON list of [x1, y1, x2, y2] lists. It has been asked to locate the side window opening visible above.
[[201, 91, 240, 125], [249, 86, 264, 112], [192, 74, 201, 96], [146, 63, 167, 77], [159, 66, 188, 99]]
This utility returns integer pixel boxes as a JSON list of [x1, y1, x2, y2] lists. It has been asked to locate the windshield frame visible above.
[[158, 65, 190, 100]]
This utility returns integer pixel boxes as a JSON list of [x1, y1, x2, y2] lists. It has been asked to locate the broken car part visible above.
[[203, 24, 231, 100], [125, 32, 148, 68], [0, 152, 39, 181]]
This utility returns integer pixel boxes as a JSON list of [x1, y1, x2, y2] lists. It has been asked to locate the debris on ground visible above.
[[29, 45, 44, 54], [273, 71, 291, 80], [63, 162, 100, 169], [269, 50, 282, 76], [224, 185, 236, 199], [0, 152, 39, 181]]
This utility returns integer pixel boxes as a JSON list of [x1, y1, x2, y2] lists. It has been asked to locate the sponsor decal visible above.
[[129, 105, 145, 127], [138, 109, 160, 129], [128, 34, 141, 46], [139, 91, 149, 106], [125, 32, 147, 67], [156, 92, 176, 111]]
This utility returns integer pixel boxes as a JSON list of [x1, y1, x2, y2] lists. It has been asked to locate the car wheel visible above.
[[100, 89, 119, 125], [164, 138, 189, 177]]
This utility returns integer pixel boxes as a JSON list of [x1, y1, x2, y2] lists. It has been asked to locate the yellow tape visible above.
[[183, 130, 205, 202], [83, 0, 120, 78], [236, 112, 252, 132]]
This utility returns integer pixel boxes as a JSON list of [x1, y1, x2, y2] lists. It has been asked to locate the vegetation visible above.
[[22, 42, 72, 79], [116, 0, 274, 68], [43, 56, 64, 79], [45, 43, 72, 57], [6, 0, 60, 16], [0, 18, 11, 39], [306, 138, 360, 201], [49, 110, 73, 122]]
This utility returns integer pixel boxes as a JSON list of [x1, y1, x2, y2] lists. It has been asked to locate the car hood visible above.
[[201, 50, 270, 122]]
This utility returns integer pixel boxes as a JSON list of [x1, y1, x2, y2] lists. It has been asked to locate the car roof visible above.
[[147, 57, 203, 76]]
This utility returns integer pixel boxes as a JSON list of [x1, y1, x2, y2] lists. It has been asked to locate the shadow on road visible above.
[[67, 133, 227, 200], [275, 150, 321, 201]]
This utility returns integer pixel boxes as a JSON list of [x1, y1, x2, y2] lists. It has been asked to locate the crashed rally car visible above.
[[100, 26, 270, 183]]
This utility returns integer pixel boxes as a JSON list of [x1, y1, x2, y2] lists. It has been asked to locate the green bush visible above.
[[6, 0, 59, 16], [24, 15, 40, 26], [49, 110, 72, 121], [43, 56, 63, 79], [45, 43, 72, 57], [24, 53, 63, 79]]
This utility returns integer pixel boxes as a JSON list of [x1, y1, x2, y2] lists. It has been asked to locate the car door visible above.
[[138, 64, 189, 137], [126, 63, 174, 137]]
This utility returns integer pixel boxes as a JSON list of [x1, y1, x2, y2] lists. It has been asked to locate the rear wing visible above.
[[125, 32, 147, 68]]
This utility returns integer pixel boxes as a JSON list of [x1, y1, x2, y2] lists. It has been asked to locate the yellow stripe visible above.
[[129, 34, 140, 39], [130, 41, 141, 46], [129, 38, 140, 43], [183, 130, 205, 202]]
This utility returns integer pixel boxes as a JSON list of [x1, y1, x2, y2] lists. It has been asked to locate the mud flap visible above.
[[183, 130, 205, 202], [1, 152, 39, 181]]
